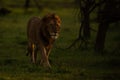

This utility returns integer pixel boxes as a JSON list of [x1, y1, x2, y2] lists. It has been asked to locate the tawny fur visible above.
[[27, 13, 61, 68]]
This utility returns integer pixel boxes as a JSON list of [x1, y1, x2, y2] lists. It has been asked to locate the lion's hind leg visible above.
[[31, 44, 38, 64], [27, 42, 37, 64]]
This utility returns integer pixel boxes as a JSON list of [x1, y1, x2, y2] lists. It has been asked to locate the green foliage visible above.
[[0, 7, 120, 80]]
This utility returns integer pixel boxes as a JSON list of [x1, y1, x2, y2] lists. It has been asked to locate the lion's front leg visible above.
[[40, 46, 51, 68], [46, 45, 52, 57]]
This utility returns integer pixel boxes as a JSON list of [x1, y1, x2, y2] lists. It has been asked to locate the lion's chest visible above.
[[40, 34, 55, 46]]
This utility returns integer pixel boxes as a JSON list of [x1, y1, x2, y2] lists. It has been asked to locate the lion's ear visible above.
[[42, 13, 52, 22]]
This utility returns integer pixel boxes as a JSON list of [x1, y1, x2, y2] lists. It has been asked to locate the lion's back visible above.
[[27, 17, 41, 43]]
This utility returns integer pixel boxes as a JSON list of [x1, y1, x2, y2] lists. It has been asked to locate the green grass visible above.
[[3, 0, 74, 9], [0, 8, 120, 80]]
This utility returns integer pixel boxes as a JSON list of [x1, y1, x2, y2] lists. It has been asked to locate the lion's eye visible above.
[[50, 24, 53, 26], [51, 24, 55, 29], [57, 23, 60, 27]]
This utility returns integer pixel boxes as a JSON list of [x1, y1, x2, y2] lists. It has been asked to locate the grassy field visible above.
[[0, 7, 120, 80]]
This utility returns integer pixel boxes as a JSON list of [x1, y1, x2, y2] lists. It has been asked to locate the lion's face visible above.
[[42, 14, 61, 39]]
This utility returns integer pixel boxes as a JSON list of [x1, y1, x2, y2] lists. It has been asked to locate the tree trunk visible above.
[[24, 0, 30, 12], [34, 0, 42, 10], [95, 22, 109, 52], [83, 13, 90, 39]]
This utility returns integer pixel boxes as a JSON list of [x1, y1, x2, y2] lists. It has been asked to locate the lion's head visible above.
[[41, 13, 61, 40]]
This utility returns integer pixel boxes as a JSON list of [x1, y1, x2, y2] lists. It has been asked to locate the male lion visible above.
[[26, 13, 61, 68]]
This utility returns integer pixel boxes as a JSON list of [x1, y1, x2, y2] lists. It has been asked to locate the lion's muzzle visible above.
[[50, 33, 59, 39]]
